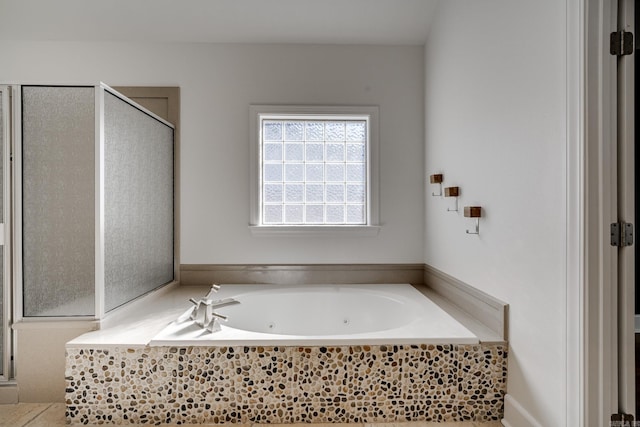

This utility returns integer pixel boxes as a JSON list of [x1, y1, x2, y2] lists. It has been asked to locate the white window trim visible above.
[[249, 105, 380, 236]]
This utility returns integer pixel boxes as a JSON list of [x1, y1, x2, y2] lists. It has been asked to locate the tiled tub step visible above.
[[65, 344, 507, 425]]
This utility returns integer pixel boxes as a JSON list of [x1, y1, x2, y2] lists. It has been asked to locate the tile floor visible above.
[[0, 403, 504, 427]]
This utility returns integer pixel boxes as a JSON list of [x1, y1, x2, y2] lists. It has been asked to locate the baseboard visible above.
[[424, 264, 508, 341], [180, 264, 425, 286], [501, 394, 543, 427], [0, 382, 18, 404]]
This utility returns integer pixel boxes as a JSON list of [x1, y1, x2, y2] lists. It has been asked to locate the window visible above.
[[250, 105, 379, 235]]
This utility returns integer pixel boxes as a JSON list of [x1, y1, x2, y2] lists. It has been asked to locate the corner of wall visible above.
[[501, 394, 543, 427]]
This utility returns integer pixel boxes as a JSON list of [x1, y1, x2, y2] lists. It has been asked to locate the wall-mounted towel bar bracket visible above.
[[464, 206, 482, 235], [429, 174, 443, 196], [444, 187, 459, 212]]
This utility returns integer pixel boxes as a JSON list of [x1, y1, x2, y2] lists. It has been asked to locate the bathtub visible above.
[[149, 283, 478, 346], [67, 283, 506, 424]]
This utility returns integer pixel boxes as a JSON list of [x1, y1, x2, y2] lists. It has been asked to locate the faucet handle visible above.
[[211, 311, 228, 321]]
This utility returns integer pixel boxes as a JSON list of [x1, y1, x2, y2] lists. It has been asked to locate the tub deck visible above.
[[65, 284, 507, 425], [67, 284, 500, 349], [149, 284, 478, 347]]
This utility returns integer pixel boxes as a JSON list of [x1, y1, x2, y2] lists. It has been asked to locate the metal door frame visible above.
[[583, 0, 637, 423], [617, 0, 636, 417]]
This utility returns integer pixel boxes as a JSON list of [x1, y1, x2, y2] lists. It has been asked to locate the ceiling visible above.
[[0, 0, 440, 45]]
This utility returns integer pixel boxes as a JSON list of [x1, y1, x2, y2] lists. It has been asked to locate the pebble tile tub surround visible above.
[[65, 343, 507, 425]]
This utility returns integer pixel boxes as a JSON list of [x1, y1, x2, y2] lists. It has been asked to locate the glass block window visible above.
[[250, 106, 379, 230], [260, 116, 369, 225]]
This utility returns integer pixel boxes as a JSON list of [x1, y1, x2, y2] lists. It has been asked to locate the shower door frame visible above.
[[0, 85, 14, 381], [13, 85, 98, 322], [93, 83, 177, 319], [13, 83, 177, 323]]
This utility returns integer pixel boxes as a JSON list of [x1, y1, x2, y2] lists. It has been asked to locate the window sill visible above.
[[249, 225, 381, 237]]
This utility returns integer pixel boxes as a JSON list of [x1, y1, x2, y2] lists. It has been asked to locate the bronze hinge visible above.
[[611, 413, 635, 426], [611, 30, 634, 56], [611, 222, 634, 247]]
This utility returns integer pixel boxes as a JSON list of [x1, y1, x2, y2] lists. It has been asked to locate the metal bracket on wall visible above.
[[429, 174, 443, 196], [464, 206, 482, 235], [444, 186, 459, 212]]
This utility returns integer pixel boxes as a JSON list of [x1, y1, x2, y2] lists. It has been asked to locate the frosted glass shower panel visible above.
[[0, 91, 4, 373], [22, 86, 95, 317], [0, 91, 3, 223], [104, 92, 174, 312]]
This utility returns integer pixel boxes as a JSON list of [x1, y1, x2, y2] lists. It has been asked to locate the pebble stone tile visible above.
[[66, 344, 507, 425]]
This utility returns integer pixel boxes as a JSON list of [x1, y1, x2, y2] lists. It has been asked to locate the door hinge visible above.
[[610, 30, 634, 56], [611, 413, 635, 426], [611, 222, 634, 247]]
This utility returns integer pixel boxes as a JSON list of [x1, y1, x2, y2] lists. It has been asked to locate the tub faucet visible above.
[[187, 284, 239, 333]]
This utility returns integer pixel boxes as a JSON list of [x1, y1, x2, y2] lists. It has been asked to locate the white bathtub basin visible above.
[[149, 284, 478, 346], [223, 285, 420, 335]]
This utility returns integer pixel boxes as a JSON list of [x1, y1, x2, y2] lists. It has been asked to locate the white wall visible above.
[[0, 41, 425, 401], [0, 41, 425, 264], [424, 1, 567, 426]]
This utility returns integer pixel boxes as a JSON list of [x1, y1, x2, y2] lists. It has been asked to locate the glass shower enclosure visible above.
[[16, 83, 175, 319]]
